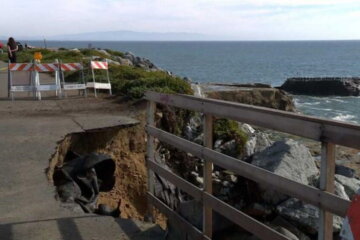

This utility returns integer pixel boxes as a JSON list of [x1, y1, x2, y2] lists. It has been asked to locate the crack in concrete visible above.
[[55, 101, 86, 131]]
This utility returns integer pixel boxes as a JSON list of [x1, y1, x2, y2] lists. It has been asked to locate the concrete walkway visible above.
[[0, 64, 164, 239]]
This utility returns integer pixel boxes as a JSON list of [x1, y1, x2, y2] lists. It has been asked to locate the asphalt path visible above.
[[0, 65, 163, 239]]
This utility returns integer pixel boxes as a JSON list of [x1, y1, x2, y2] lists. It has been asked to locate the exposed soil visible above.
[[206, 87, 296, 112], [48, 109, 166, 228]]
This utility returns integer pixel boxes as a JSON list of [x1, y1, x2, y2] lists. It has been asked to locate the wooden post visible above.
[[318, 142, 336, 240], [146, 101, 156, 220], [203, 114, 213, 238]]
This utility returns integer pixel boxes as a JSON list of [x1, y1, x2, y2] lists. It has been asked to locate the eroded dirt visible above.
[[48, 111, 166, 228]]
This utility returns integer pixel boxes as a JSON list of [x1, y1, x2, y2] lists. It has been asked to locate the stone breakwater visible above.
[[280, 77, 360, 96]]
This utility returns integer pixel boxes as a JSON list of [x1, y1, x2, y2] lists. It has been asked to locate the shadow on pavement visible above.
[[57, 217, 84, 240], [0, 215, 98, 240], [0, 215, 165, 240], [115, 218, 166, 240]]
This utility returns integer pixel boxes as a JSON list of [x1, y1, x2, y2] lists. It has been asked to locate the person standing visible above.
[[7, 37, 18, 63]]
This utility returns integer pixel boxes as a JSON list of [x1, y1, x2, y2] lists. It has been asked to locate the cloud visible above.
[[1, 0, 359, 40]]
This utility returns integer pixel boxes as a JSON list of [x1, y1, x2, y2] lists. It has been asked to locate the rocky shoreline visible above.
[[155, 104, 359, 240], [98, 49, 359, 239], [42, 48, 359, 240], [145, 77, 359, 239]]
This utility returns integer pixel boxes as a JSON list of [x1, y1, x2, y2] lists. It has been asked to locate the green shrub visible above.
[[214, 119, 248, 156], [105, 49, 125, 57], [121, 75, 193, 99], [0, 47, 193, 100], [106, 65, 193, 98]]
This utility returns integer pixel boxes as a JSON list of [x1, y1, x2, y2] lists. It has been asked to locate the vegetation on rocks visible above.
[[104, 49, 125, 58], [116, 67, 193, 98], [1, 48, 193, 99], [214, 118, 248, 156]]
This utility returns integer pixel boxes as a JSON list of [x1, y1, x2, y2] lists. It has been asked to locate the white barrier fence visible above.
[[33, 62, 61, 100], [87, 60, 112, 97], [8, 63, 35, 100], [59, 62, 87, 97], [8, 62, 61, 100], [7, 60, 108, 100]]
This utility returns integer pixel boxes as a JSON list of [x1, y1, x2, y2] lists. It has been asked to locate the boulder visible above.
[[97, 49, 111, 56], [335, 165, 356, 178], [280, 78, 360, 96], [335, 174, 360, 199], [277, 198, 343, 234], [193, 133, 204, 145], [251, 139, 319, 204], [70, 48, 80, 53], [166, 200, 233, 240], [183, 114, 202, 141], [123, 52, 158, 70], [334, 181, 350, 200], [271, 216, 311, 240], [243, 129, 273, 158], [153, 151, 183, 209], [114, 56, 133, 66], [312, 177, 349, 200], [240, 123, 256, 135], [106, 59, 120, 65], [123, 52, 136, 62], [217, 139, 238, 158]]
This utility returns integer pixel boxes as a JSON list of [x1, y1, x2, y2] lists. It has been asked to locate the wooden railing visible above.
[[145, 91, 360, 240]]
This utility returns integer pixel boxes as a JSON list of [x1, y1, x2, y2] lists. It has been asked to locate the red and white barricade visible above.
[[87, 60, 112, 97], [58, 62, 87, 97], [8, 62, 35, 100], [340, 188, 360, 240], [33, 62, 61, 100]]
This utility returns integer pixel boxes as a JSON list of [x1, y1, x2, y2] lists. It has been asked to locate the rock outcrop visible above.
[[335, 174, 360, 199], [251, 139, 319, 204], [277, 198, 343, 234], [280, 78, 360, 96], [122, 52, 159, 71], [336, 164, 356, 178], [241, 124, 273, 158], [205, 85, 296, 111]]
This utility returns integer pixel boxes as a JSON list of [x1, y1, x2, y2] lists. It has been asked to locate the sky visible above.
[[1, 0, 360, 40]]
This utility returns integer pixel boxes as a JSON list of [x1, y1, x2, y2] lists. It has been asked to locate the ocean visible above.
[[22, 40, 360, 124]]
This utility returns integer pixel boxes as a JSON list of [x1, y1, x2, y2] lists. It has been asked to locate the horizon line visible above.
[[2, 39, 360, 42]]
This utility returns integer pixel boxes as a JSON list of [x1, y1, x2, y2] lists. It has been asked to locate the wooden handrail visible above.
[[145, 91, 358, 240], [146, 125, 350, 217], [145, 91, 360, 149]]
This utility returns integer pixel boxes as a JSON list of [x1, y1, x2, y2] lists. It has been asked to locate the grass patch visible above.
[[0, 48, 117, 63], [0, 48, 83, 63]]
